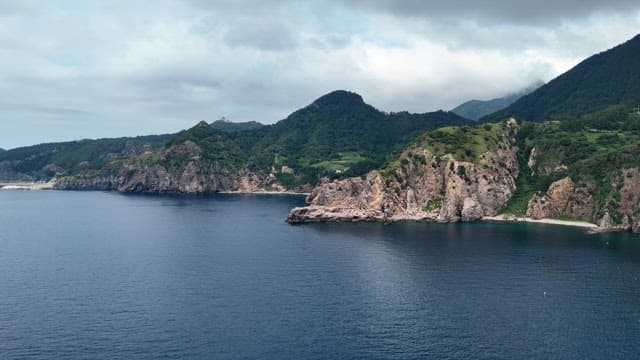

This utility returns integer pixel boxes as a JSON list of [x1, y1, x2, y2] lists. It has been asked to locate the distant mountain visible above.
[[210, 118, 264, 132], [0, 147, 5, 152], [482, 34, 640, 122], [452, 81, 543, 121]]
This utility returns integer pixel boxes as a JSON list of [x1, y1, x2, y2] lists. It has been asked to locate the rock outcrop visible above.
[[525, 177, 593, 220], [288, 171, 388, 223], [288, 120, 520, 224], [525, 170, 640, 235]]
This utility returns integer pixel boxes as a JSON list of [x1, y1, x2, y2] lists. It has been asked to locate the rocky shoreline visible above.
[[287, 120, 521, 224], [285, 120, 640, 236]]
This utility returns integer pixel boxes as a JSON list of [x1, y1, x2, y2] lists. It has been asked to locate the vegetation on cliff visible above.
[[0, 135, 171, 181]]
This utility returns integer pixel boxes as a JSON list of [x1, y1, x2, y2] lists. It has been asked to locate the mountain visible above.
[[156, 90, 471, 189], [210, 118, 264, 132], [1, 90, 470, 191], [482, 34, 640, 122], [246, 90, 471, 180], [452, 81, 543, 121]]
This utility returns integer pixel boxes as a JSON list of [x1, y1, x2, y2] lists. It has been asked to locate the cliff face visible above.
[[523, 168, 640, 234], [286, 171, 388, 223], [526, 177, 593, 221], [288, 116, 640, 235], [288, 120, 520, 223], [54, 141, 289, 194], [620, 169, 640, 233]]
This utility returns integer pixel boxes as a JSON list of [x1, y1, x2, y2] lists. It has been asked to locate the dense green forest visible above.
[[241, 91, 470, 182], [482, 34, 640, 122], [0, 135, 171, 180]]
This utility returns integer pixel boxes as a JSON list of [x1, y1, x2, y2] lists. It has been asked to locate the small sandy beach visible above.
[[218, 190, 309, 196], [482, 214, 598, 229]]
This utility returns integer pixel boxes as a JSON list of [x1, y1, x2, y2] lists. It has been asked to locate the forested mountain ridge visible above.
[[0, 135, 172, 181], [243, 90, 471, 183], [0, 90, 470, 190], [482, 34, 640, 122]]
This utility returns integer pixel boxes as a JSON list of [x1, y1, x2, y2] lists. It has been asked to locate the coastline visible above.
[[482, 214, 598, 229], [0, 182, 55, 191], [218, 190, 309, 196]]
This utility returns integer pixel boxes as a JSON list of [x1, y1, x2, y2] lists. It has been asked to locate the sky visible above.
[[1, 1, 640, 149]]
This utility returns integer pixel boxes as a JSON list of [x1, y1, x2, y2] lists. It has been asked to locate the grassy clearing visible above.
[[310, 152, 367, 171]]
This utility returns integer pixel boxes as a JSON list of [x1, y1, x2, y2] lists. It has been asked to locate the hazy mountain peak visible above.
[[451, 80, 543, 121]]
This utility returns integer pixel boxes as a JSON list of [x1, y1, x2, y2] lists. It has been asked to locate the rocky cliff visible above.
[[54, 140, 296, 194], [286, 119, 640, 235], [288, 120, 520, 224], [525, 169, 640, 234], [526, 177, 593, 221]]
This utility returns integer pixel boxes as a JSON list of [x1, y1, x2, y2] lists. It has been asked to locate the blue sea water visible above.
[[0, 190, 639, 359]]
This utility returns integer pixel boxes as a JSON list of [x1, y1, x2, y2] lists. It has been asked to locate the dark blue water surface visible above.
[[1, 191, 639, 359]]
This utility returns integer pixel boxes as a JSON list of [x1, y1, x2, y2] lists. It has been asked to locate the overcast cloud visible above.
[[1, 0, 639, 149]]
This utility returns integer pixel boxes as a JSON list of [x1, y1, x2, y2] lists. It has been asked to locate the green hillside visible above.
[[210, 119, 265, 133], [483, 34, 640, 122], [245, 91, 469, 179], [0, 135, 171, 181], [502, 110, 640, 220]]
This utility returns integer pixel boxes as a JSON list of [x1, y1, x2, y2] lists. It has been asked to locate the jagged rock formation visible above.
[[287, 119, 640, 235], [620, 169, 640, 233], [525, 170, 640, 234], [526, 177, 593, 220], [287, 171, 387, 223], [288, 120, 520, 224]]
